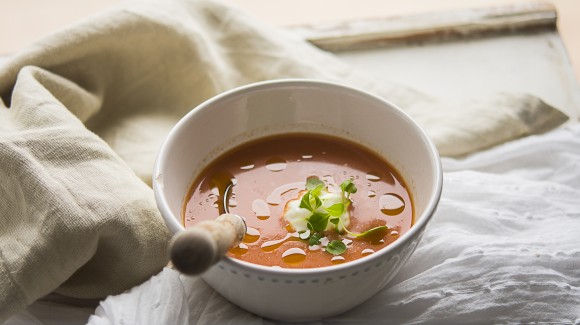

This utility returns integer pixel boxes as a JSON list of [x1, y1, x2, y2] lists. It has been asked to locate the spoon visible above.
[[170, 176, 246, 275]]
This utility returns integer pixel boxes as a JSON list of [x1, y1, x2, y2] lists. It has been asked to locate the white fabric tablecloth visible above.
[[80, 123, 579, 324]]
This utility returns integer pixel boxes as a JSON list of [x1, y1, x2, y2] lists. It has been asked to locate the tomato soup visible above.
[[183, 134, 413, 268]]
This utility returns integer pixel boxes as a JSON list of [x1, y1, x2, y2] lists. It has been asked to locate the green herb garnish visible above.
[[326, 240, 347, 255], [309, 232, 323, 246], [297, 177, 388, 256], [307, 211, 331, 232], [340, 179, 357, 196], [306, 176, 325, 191], [351, 225, 389, 241], [299, 191, 322, 212], [326, 203, 345, 217]]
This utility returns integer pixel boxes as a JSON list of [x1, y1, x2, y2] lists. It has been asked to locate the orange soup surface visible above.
[[183, 134, 413, 268]]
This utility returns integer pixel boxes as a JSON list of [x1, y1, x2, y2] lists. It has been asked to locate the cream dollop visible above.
[[283, 189, 350, 233]]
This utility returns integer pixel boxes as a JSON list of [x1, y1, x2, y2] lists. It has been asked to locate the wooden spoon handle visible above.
[[170, 213, 246, 275]]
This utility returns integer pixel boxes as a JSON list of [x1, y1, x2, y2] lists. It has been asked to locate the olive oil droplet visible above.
[[366, 171, 381, 182], [240, 163, 254, 170], [331, 256, 346, 264], [361, 248, 375, 256], [379, 193, 405, 215], [265, 157, 287, 172], [243, 227, 261, 243], [230, 243, 249, 256], [252, 199, 271, 220], [282, 248, 306, 264], [261, 233, 299, 252]]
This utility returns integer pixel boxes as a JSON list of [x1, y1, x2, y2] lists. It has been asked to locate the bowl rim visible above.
[[153, 78, 443, 276]]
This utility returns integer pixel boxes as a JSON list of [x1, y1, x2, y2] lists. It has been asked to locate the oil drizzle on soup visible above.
[[183, 134, 413, 268]]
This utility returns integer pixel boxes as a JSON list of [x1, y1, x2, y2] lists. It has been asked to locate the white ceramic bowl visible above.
[[153, 79, 442, 321]]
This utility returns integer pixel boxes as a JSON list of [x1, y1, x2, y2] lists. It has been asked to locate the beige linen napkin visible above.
[[0, 0, 568, 322]]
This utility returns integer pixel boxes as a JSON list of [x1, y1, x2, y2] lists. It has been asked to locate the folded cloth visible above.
[[88, 124, 580, 325], [0, 0, 569, 322]]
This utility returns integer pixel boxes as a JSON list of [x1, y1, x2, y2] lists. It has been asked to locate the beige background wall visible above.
[[1, 0, 579, 81]]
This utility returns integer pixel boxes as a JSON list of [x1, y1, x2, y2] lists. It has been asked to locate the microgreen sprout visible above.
[[305, 176, 325, 191], [326, 240, 347, 255], [297, 176, 388, 255], [308, 232, 323, 246]]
